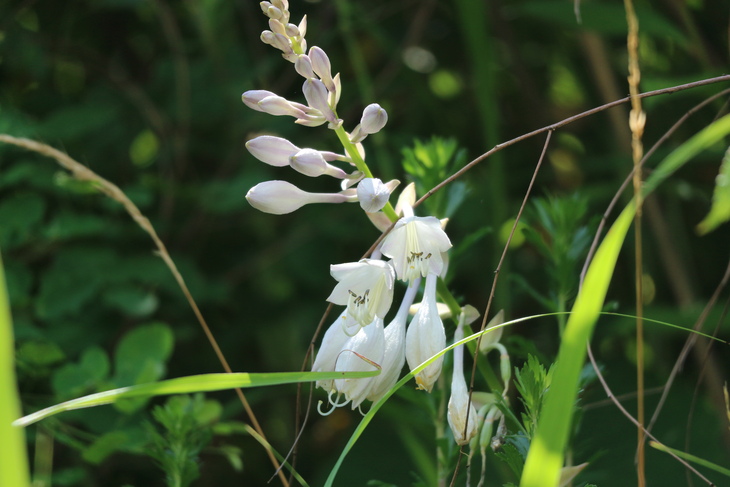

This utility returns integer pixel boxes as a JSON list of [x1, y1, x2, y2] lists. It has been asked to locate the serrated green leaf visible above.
[[696, 145, 730, 235]]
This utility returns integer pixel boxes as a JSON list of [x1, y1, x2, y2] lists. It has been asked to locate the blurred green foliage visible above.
[[1, 0, 729, 486]]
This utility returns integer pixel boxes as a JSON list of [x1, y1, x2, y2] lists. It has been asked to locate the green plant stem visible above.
[[333, 125, 398, 221]]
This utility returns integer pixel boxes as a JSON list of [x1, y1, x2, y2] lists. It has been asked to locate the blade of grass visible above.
[[520, 113, 730, 487], [14, 370, 379, 428], [649, 441, 730, 477], [0, 252, 31, 487]]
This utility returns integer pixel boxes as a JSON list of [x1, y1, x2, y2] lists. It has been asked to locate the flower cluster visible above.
[[314, 186, 453, 411], [242, 0, 479, 427], [243, 0, 396, 216]]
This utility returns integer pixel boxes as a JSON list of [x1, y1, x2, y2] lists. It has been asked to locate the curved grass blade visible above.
[[15, 370, 378, 428], [520, 113, 730, 487], [0, 252, 31, 487], [649, 441, 730, 478]]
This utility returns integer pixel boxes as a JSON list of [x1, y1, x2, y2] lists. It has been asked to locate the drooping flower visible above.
[[380, 213, 452, 283], [366, 277, 421, 403], [334, 318, 385, 410], [356, 178, 399, 213], [447, 315, 479, 445], [311, 310, 355, 393], [405, 272, 446, 392], [246, 180, 355, 214], [327, 259, 396, 328]]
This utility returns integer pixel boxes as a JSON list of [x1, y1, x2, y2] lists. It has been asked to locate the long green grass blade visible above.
[[520, 113, 730, 487], [15, 370, 378, 427], [649, 441, 730, 477], [0, 251, 31, 487]]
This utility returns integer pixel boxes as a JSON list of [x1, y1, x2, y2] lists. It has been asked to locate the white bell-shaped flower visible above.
[[365, 278, 421, 403], [311, 311, 355, 393], [405, 272, 446, 392], [334, 318, 385, 410], [327, 259, 396, 328], [380, 213, 452, 283], [447, 318, 479, 445]]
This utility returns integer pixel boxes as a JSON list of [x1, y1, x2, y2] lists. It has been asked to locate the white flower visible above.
[[356, 178, 399, 213], [380, 214, 452, 283], [447, 317, 479, 445], [311, 311, 355, 393], [366, 278, 421, 403], [327, 259, 396, 328], [405, 272, 446, 392], [290, 149, 348, 178], [334, 318, 385, 410], [246, 180, 353, 214], [360, 104, 388, 134]]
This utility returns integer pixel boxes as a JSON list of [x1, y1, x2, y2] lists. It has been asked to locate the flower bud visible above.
[[290, 149, 348, 178], [360, 103, 388, 135], [258, 95, 306, 118], [405, 273, 446, 392], [309, 46, 335, 91], [268, 18, 286, 35], [246, 180, 348, 214], [447, 320, 479, 445], [245, 136, 300, 167], [260, 2, 272, 14], [285, 23, 300, 37], [303, 78, 338, 124], [357, 178, 393, 213], [295, 55, 315, 79], [241, 90, 276, 112]]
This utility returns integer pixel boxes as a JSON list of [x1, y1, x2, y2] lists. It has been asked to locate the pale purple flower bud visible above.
[[357, 178, 392, 213], [260, 2, 272, 14], [299, 38, 307, 55], [268, 18, 286, 35], [334, 318, 385, 410], [309, 46, 335, 91], [267, 6, 283, 21], [241, 90, 276, 112], [272, 0, 288, 10], [360, 103, 388, 135], [246, 180, 348, 214], [270, 32, 293, 53], [405, 273, 446, 392], [290, 149, 349, 178], [258, 95, 306, 118], [303, 78, 331, 115], [295, 55, 315, 79], [260, 30, 277, 46], [245, 136, 300, 167], [285, 23, 300, 37]]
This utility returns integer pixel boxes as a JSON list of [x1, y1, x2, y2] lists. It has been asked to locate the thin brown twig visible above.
[[585, 344, 716, 486], [0, 135, 290, 487], [414, 74, 730, 209], [580, 87, 730, 286], [449, 130, 554, 487]]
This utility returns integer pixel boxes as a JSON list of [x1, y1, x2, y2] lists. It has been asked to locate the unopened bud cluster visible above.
[[244, 1, 394, 215]]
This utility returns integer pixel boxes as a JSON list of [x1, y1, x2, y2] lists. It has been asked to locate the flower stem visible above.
[[333, 124, 398, 221]]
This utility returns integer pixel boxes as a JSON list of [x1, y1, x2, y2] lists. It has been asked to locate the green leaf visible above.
[[649, 441, 730, 477], [129, 129, 159, 167], [51, 346, 110, 400], [111, 323, 174, 412], [14, 369, 380, 427], [82, 431, 131, 464], [0, 192, 45, 248], [696, 145, 730, 235], [17, 341, 66, 366], [0, 251, 31, 487], [519, 114, 730, 487], [102, 285, 159, 318]]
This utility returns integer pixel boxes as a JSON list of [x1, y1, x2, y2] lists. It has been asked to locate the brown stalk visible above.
[[0, 135, 290, 487]]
